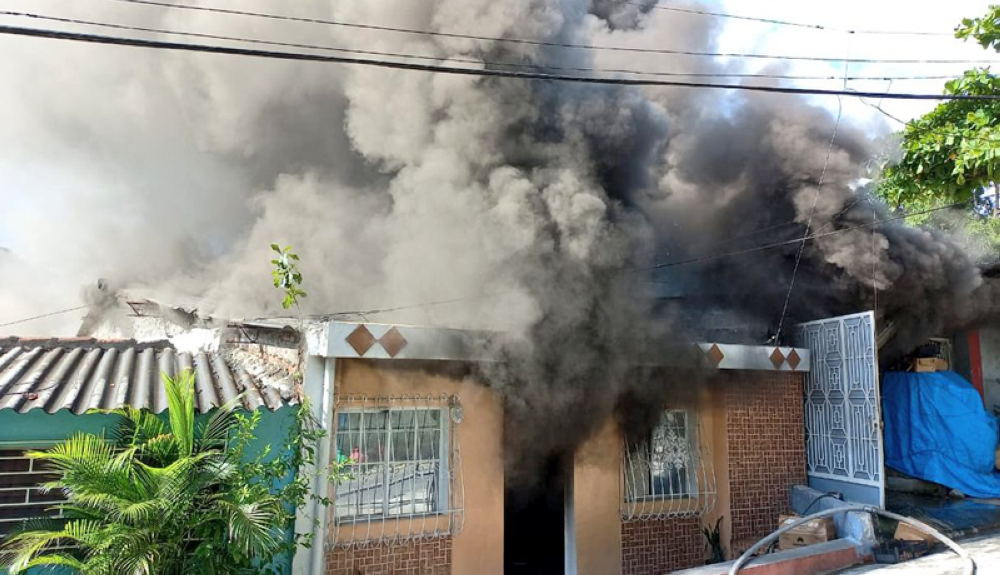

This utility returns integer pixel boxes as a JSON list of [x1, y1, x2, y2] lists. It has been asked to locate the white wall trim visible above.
[[292, 356, 336, 575]]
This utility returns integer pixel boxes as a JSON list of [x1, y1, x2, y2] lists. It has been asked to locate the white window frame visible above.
[[332, 407, 450, 523], [626, 409, 698, 501]]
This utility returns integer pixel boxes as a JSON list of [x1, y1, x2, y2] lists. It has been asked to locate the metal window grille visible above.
[[329, 394, 465, 548], [622, 409, 717, 521], [0, 443, 64, 538]]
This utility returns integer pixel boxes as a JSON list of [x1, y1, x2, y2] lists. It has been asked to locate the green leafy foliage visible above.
[[270, 244, 306, 310], [878, 69, 1000, 210], [0, 370, 345, 575], [956, 5, 1000, 51], [875, 5, 1000, 256]]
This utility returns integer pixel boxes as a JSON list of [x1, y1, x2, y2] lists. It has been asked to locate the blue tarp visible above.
[[883, 371, 1000, 499]]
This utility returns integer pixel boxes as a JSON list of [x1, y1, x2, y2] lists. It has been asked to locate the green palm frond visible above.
[[14, 553, 87, 573], [1, 369, 302, 575], [196, 396, 242, 451], [139, 433, 181, 465], [111, 406, 167, 450], [163, 370, 196, 457], [215, 499, 283, 557]]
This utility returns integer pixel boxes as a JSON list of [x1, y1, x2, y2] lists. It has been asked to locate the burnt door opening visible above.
[[504, 457, 566, 575]]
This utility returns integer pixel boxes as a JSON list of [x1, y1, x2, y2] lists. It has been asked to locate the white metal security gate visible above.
[[796, 311, 885, 507]]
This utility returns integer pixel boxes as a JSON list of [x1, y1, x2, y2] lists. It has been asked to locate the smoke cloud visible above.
[[1, 0, 998, 474]]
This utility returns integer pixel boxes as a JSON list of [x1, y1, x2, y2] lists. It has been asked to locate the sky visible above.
[[715, 0, 995, 122], [0, 0, 996, 334]]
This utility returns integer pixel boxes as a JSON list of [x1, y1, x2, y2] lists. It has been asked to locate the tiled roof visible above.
[[0, 338, 295, 414]]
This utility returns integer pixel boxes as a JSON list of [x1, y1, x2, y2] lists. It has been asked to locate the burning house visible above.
[[27, 307, 815, 575], [5, 0, 1000, 573]]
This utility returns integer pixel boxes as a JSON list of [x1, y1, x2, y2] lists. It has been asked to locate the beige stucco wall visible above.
[[703, 378, 732, 559], [575, 419, 624, 575], [573, 375, 733, 574], [334, 359, 504, 575]]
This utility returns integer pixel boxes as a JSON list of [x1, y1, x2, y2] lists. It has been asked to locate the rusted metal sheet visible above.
[[0, 338, 294, 414]]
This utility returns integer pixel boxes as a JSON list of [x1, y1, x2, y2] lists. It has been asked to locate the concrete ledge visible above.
[[672, 540, 868, 575]]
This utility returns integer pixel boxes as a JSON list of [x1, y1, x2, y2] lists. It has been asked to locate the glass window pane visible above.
[[335, 413, 362, 463], [338, 412, 361, 431], [416, 430, 441, 460], [386, 461, 438, 516], [334, 462, 385, 519], [391, 410, 415, 429], [391, 430, 415, 461], [361, 411, 388, 463], [626, 409, 697, 500], [419, 409, 440, 427], [333, 407, 446, 523]]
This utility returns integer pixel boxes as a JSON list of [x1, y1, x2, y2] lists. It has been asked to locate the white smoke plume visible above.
[[1, 0, 997, 473]]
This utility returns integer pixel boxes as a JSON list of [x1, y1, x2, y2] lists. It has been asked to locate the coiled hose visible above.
[[728, 504, 976, 575]]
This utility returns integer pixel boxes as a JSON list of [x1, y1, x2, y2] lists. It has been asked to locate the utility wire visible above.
[[0, 11, 969, 84], [640, 201, 970, 271], [0, 306, 90, 329], [105, 0, 999, 66], [329, 295, 489, 318], [3, 24, 999, 101], [616, 0, 952, 36], [250, 293, 501, 323], [774, 84, 846, 342]]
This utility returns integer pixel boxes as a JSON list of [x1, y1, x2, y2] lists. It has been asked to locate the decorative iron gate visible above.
[[797, 311, 884, 507]]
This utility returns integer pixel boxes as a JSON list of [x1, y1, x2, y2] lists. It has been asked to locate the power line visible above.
[[330, 295, 488, 318], [616, 1, 952, 36], [0, 11, 968, 84], [105, 0, 1000, 66], [0, 306, 89, 329], [640, 201, 970, 270], [775, 80, 847, 341], [3, 24, 999, 101]]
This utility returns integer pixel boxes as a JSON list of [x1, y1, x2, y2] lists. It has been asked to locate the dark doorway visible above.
[[504, 457, 566, 575]]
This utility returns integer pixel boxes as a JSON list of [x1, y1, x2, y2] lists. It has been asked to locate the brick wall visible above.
[[326, 538, 452, 575], [621, 516, 704, 575], [724, 372, 806, 554]]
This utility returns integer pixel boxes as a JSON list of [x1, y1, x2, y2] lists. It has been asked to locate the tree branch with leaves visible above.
[[271, 244, 307, 310], [875, 6, 1000, 257]]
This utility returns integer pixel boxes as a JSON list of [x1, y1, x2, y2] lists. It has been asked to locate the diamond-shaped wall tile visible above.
[[769, 348, 786, 369], [346, 325, 376, 356], [379, 327, 408, 358], [786, 349, 802, 370], [705, 344, 725, 367]]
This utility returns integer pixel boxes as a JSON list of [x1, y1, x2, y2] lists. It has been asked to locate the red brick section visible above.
[[621, 516, 704, 575], [724, 372, 807, 555], [326, 538, 452, 575]]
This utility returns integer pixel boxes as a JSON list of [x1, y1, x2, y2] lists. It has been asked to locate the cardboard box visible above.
[[913, 358, 938, 372], [935, 357, 950, 371], [894, 522, 937, 544], [778, 514, 836, 550]]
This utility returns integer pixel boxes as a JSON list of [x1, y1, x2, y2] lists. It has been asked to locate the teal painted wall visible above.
[[0, 406, 299, 574]]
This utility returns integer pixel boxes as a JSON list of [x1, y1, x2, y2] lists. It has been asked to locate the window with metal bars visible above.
[[625, 410, 697, 500], [333, 408, 448, 521], [0, 446, 64, 538]]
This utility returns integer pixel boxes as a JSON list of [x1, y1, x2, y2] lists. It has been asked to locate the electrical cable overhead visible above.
[[639, 201, 970, 271], [2, 24, 999, 101], [0, 306, 90, 329], [0, 11, 969, 84], [103, 0, 1000, 66], [614, 0, 953, 37], [774, 86, 845, 342]]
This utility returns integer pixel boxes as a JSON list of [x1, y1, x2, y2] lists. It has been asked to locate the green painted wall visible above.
[[0, 406, 299, 574]]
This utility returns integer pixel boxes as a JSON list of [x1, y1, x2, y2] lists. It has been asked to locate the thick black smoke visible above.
[[2, 0, 998, 480]]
